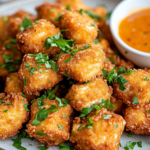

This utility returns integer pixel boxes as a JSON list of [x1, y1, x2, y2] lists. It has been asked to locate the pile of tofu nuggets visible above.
[[0, 0, 149, 149]]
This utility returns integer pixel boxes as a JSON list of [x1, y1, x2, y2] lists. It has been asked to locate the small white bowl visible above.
[[110, 0, 150, 68]]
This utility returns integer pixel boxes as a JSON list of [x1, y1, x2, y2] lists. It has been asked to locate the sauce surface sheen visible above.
[[119, 8, 150, 53]]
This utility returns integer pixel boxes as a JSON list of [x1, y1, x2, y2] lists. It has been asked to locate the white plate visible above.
[[0, 0, 149, 150]]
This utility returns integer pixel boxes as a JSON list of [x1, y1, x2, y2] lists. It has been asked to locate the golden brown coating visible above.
[[113, 69, 150, 108], [0, 10, 36, 41], [16, 19, 60, 55], [57, 44, 105, 82], [70, 108, 126, 150], [124, 104, 150, 135], [4, 73, 36, 102], [0, 41, 22, 80], [60, 11, 98, 44], [108, 96, 124, 114], [36, 2, 65, 27], [0, 93, 29, 139], [18, 54, 63, 96], [65, 77, 112, 111], [26, 99, 73, 147], [55, 0, 90, 10]]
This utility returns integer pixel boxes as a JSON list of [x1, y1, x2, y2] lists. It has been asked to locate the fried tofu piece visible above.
[[0, 93, 29, 139], [60, 11, 98, 44], [108, 96, 124, 114], [70, 108, 126, 150], [0, 10, 36, 41], [113, 69, 150, 108], [124, 104, 150, 135], [4, 73, 36, 102], [26, 99, 73, 147], [18, 54, 63, 96], [55, 0, 90, 10], [36, 2, 65, 27], [0, 41, 22, 80], [57, 44, 105, 82], [65, 77, 112, 111], [16, 19, 60, 56]]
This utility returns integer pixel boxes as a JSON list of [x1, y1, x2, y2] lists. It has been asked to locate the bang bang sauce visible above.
[[119, 8, 150, 53]]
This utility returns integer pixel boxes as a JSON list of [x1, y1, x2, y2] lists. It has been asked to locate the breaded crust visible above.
[[0, 93, 29, 139], [65, 77, 112, 111], [36, 2, 65, 27], [16, 19, 61, 56], [57, 44, 105, 82], [4, 72, 36, 102], [0, 10, 36, 41], [60, 10, 98, 44], [26, 99, 74, 147], [70, 108, 126, 150], [113, 69, 150, 108], [124, 104, 150, 135], [18, 54, 63, 96]]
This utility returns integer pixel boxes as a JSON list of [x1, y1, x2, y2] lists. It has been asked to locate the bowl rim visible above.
[[110, 0, 150, 57]]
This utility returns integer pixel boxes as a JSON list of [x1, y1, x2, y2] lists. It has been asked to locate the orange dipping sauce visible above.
[[119, 8, 150, 53]]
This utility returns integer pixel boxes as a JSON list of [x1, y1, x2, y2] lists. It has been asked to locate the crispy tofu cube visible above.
[[70, 108, 126, 150]]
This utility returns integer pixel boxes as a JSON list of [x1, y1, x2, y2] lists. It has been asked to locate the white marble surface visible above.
[[0, 0, 150, 150]]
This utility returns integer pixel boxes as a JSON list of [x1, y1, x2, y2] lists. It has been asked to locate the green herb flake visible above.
[[38, 145, 47, 150], [72, 132, 76, 137], [78, 125, 83, 130], [109, 57, 115, 64], [78, 9, 85, 16], [65, 71, 69, 77], [133, 97, 139, 104], [106, 12, 112, 19], [137, 141, 142, 148], [49, 9, 55, 12], [98, 29, 102, 35], [55, 13, 61, 21], [0, 99, 2, 104], [58, 124, 63, 129], [103, 115, 110, 120], [93, 39, 101, 44], [119, 143, 122, 147], [124, 141, 136, 150], [66, 5, 70, 10], [147, 110, 150, 113], [85, 10, 101, 21], [24, 104, 30, 111], [63, 115, 69, 117], [60, 143, 74, 150], [3, 103, 12, 105], [3, 17, 8, 22], [144, 43, 148, 45], [21, 99, 25, 102], [143, 77, 150, 81], [114, 124, 118, 130], [24, 77, 27, 86], [3, 109, 8, 113], [5, 44, 11, 49], [64, 57, 72, 63], [37, 130, 48, 136], [22, 93, 25, 97]]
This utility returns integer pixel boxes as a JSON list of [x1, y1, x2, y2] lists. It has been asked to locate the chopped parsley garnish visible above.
[[49, 9, 55, 12], [103, 66, 132, 91], [59, 143, 74, 150], [84, 116, 93, 129], [144, 43, 148, 45], [3, 103, 12, 105], [124, 141, 137, 150], [24, 104, 30, 111], [24, 77, 27, 86], [65, 71, 69, 77], [0, 99, 2, 104], [22, 93, 25, 97], [98, 29, 102, 35], [93, 39, 101, 44], [143, 77, 150, 81], [78, 125, 83, 130], [133, 97, 139, 104], [64, 57, 72, 63], [85, 10, 101, 21], [83, 81, 91, 84], [106, 12, 112, 19], [55, 97, 70, 107], [103, 115, 110, 120], [66, 5, 70, 10], [55, 13, 61, 21], [10, 38, 17, 44], [114, 124, 118, 130], [72, 132, 76, 136], [109, 57, 115, 64], [19, 18, 40, 31], [78, 9, 85, 16], [137, 141, 142, 148], [3, 17, 8, 22], [31, 105, 58, 126], [5, 44, 11, 49], [58, 124, 63, 129], [119, 143, 122, 147], [91, 22, 96, 26], [3, 109, 8, 113], [21, 99, 25, 102], [37, 130, 48, 136], [63, 115, 69, 117], [12, 129, 33, 150]]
